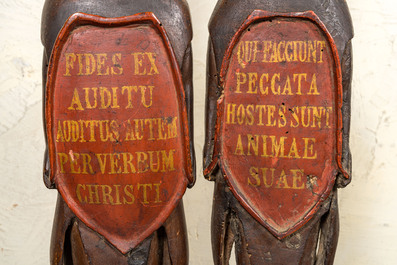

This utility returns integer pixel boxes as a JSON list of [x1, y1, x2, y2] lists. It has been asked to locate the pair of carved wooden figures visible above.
[[41, 0, 353, 264]]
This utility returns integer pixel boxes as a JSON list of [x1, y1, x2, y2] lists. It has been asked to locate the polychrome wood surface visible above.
[[206, 10, 349, 239], [46, 12, 191, 254], [205, 2, 353, 264]]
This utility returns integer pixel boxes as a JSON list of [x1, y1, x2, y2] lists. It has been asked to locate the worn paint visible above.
[[45, 12, 191, 253], [205, 10, 349, 238]]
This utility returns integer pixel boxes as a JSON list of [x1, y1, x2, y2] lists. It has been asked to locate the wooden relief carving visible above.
[[46, 12, 191, 254], [42, 1, 194, 264], [206, 10, 349, 239], [205, 2, 353, 265]]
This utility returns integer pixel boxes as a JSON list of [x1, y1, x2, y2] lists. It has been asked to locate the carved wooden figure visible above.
[[204, 1, 353, 264], [41, 1, 195, 264]]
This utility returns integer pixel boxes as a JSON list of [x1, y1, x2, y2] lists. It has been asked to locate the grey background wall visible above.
[[0, 0, 396, 264]]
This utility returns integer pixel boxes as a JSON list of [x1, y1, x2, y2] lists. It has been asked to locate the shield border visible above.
[[204, 10, 350, 239], [45, 12, 192, 253]]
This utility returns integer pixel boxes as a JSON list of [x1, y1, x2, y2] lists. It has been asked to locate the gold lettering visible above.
[[146, 53, 159, 75], [122, 85, 138, 109], [84, 53, 96, 75], [76, 184, 87, 203], [237, 42, 245, 68], [138, 184, 152, 204], [271, 73, 281, 95], [318, 41, 326, 63], [68, 88, 84, 110], [276, 170, 291, 189], [64, 53, 76, 76], [308, 74, 320, 95], [101, 185, 114, 205], [83, 87, 98, 109], [111, 87, 120, 108], [137, 152, 148, 173], [307, 41, 317, 63], [261, 135, 270, 157], [285, 42, 293, 62], [234, 134, 244, 155], [113, 185, 122, 205], [123, 185, 135, 204], [167, 117, 178, 139], [237, 104, 245, 125], [298, 41, 307, 62], [109, 153, 122, 174], [291, 169, 305, 189], [145, 118, 156, 141], [301, 106, 311, 128], [325, 107, 332, 128], [246, 105, 254, 125], [236, 72, 246, 93], [287, 138, 301, 158], [269, 42, 278, 63], [277, 41, 286, 62], [281, 76, 293, 95], [76, 54, 84, 75], [85, 120, 98, 142], [226, 104, 236, 124], [256, 105, 267, 125], [132, 52, 146, 75], [148, 151, 160, 172], [96, 53, 109, 75], [87, 185, 100, 204], [161, 150, 175, 172], [111, 53, 123, 75], [247, 168, 306, 190], [248, 167, 260, 187], [262, 41, 272, 62], [270, 135, 286, 158], [278, 105, 287, 128], [293, 41, 299, 62], [81, 153, 94, 174], [156, 118, 166, 140], [259, 73, 269, 94], [153, 183, 162, 203], [263, 168, 275, 188], [303, 138, 317, 159], [290, 107, 300, 128], [69, 153, 81, 174], [56, 121, 65, 142], [140, 86, 153, 108], [267, 105, 276, 126], [293, 73, 307, 95], [122, 153, 136, 173], [237, 41, 259, 68], [247, 134, 259, 156], [99, 87, 112, 109], [96, 153, 108, 174], [248, 73, 258, 94]]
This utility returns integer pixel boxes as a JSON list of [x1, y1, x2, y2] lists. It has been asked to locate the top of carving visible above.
[[209, 0, 353, 69], [41, 0, 192, 67]]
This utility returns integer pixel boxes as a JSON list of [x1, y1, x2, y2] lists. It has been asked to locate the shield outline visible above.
[[204, 10, 350, 239], [45, 12, 193, 253]]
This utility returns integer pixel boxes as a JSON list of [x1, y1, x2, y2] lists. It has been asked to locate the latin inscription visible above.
[[222, 19, 337, 194], [47, 15, 194, 252], [52, 25, 185, 211], [58, 51, 173, 205], [215, 12, 343, 237]]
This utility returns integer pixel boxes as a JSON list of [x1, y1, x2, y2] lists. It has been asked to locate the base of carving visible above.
[[211, 174, 339, 265], [50, 194, 188, 265]]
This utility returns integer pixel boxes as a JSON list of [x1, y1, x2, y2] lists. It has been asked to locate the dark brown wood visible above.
[[42, 1, 194, 264], [204, 1, 353, 264]]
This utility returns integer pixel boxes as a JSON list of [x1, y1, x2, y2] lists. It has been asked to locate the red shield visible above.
[[45, 13, 192, 253], [207, 11, 349, 238]]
